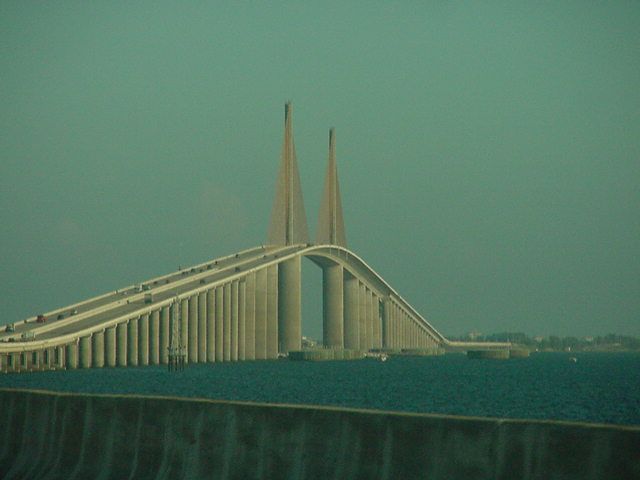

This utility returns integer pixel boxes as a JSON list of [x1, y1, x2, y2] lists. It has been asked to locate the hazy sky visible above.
[[1, 2, 638, 338]]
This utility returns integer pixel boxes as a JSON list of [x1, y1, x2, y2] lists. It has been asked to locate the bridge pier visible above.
[[372, 294, 381, 349], [254, 269, 267, 360], [180, 298, 189, 364], [206, 289, 216, 362], [322, 263, 344, 348], [267, 264, 279, 359], [278, 257, 301, 354], [231, 281, 239, 361], [116, 322, 127, 366], [105, 326, 116, 367], [215, 287, 224, 362], [64, 343, 76, 369], [188, 296, 198, 363], [238, 281, 246, 361], [79, 337, 91, 368], [244, 273, 256, 360], [149, 310, 160, 365], [139, 314, 149, 366], [343, 273, 359, 350], [92, 331, 104, 368], [382, 298, 391, 349], [358, 283, 367, 350], [160, 306, 170, 364], [198, 292, 207, 363], [223, 284, 231, 361], [127, 318, 138, 367]]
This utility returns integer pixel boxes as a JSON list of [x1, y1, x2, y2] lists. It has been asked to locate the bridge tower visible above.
[[267, 101, 309, 246], [268, 102, 306, 354], [316, 128, 347, 247]]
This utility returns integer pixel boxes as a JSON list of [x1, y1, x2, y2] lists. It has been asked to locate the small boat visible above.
[[569, 356, 577, 363], [379, 353, 388, 362]]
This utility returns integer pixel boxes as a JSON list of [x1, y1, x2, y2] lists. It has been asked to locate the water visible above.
[[1, 352, 639, 426]]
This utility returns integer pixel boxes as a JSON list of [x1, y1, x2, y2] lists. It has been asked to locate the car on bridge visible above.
[[4, 323, 15, 333], [36, 315, 47, 323]]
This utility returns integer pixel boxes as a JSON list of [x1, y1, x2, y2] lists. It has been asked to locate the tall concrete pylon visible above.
[[316, 128, 347, 247], [268, 102, 309, 245]]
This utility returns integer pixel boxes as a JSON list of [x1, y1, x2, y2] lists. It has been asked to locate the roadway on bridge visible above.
[[0, 245, 305, 343]]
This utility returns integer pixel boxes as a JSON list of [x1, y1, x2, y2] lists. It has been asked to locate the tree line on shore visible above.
[[450, 332, 640, 351]]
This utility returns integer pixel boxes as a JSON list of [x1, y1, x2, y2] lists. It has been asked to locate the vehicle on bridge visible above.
[[4, 323, 14, 333], [36, 314, 47, 323], [21, 331, 35, 340]]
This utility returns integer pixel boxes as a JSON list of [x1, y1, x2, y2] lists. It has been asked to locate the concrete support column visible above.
[[254, 269, 268, 360], [223, 284, 231, 361], [358, 283, 367, 350], [372, 295, 380, 349], [138, 314, 149, 366], [215, 287, 224, 362], [392, 304, 399, 349], [266, 264, 279, 359], [382, 298, 391, 349], [116, 322, 127, 367], [206, 289, 215, 362], [244, 273, 256, 360], [79, 336, 91, 369], [188, 295, 198, 363], [278, 256, 301, 354], [231, 281, 239, 361], [149, 310, 160, 365], [343, 273, 360, 350], [160, 306, 170, 364], [57, 346, 65, 368], [366, 289, 374, 350], [180, 298, 189, 363], [66, 341, 78, 370], [127, 318, 139, 367], [105, 326, 116, 367], [238, 281, 246, 361], [322, 263, 344, 349], [402, 314, 408, 348], [92, 331, 104, 368], [198, 291, 207, 363]]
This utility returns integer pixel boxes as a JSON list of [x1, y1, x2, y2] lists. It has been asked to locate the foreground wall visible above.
[[0, 389, 638, 480]]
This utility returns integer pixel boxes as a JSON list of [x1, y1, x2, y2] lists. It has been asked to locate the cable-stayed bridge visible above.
[[0, 103, 505, 373]]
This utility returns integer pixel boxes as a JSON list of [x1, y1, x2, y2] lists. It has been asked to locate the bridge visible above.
[[0, 103, 503, 373]]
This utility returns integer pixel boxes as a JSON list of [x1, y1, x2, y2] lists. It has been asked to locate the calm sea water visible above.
[[1, 352, 638, 426]]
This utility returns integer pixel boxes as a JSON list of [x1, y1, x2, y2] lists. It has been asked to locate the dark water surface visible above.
[[1, 352, 638, 426]]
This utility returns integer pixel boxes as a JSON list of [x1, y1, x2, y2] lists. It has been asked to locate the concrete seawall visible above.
[[0, 389, 638, 479]]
